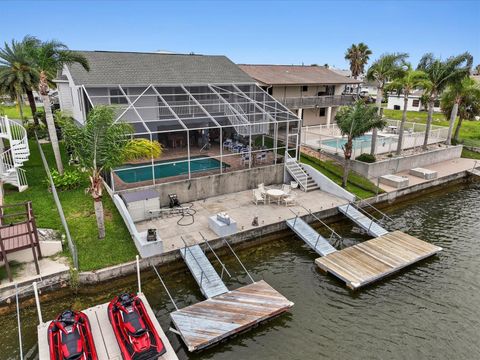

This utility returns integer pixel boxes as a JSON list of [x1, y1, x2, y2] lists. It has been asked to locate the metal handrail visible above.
[[300, 206, 343, 241], [180, 236, 211, 284], [285, 152, 308, 191], [357, 200, 395, 223], [222, 238, 255, 284], [199, 232, 232, 279], [151, 265, 179, 311]]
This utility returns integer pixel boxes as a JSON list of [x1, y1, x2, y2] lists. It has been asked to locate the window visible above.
[[267, 87, 273, 95], [302, 85, 308, 92], [412, 99, 420, 107], [319, 107, 326, 117], [434, 100, 440, 108], [394, 105, 401, 110], [110, 88, 128, 104]]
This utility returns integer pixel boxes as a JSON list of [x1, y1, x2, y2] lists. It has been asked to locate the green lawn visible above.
[[300, 154, 381, 199], [462, 148, 480, 160], [383, 108, 480, 147], [0, 104, 40, 120], [4, 141, 138, 271]]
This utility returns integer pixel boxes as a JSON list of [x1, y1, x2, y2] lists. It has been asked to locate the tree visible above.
[[345, 43, 372, 79], [59, 106, 162, 239], [0, 37, 39, 122], [28, 38, 90, 174], [385, 66, 428, 154], [366, 53, 408, 155], [335, 102, 386, 188], [441, 77, 480, 143], [417, 52, 473, 149]]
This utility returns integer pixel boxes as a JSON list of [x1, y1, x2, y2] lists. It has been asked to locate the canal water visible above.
[[1, 182, 479, 359]]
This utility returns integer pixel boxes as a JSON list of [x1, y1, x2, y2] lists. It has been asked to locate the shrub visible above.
[[26, 123, 48, 139], [356, 153, 376, 163], [47, 169, 85, 191]]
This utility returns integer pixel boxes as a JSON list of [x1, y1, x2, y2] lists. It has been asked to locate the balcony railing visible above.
[[282, 95, 356, 109]]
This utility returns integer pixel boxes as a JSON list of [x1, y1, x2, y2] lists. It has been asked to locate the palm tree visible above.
[[29, 39, 90, 174], [417, 52, 473, 149], [441, 77, 480, 143], [366, 53, 408, 155], [60, 107, 162, 239], [385, 66, 428, 154], [345, 43, 372, 79], [335, 102, 386, 188], [0, 38, 38, 122]]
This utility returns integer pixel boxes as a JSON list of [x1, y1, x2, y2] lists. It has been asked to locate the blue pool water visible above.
[[321, 134, 394, 150], [115, 155, 229, 183]]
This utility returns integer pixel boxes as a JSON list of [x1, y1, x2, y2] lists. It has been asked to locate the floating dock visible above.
[[170, 280, 293, 352], [180, 243, 229, 298], [37, 293, 178, 360], [338, 204, 389, 237], [286, 217, 337, 256], [315, 231, 442, 289]]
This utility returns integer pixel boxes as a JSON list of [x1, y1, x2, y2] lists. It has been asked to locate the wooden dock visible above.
[[286, 217, 337, 256], [170, 280, 294, 352], [338, 204, 389, 237], [315, 231, 442, 290], [180, 244, 229, 298], [37, 293, 178, 360]]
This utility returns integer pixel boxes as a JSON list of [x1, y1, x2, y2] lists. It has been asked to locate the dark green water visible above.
[[1, 182, 479, 359]]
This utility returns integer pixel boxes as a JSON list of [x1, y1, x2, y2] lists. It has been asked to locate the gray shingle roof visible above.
[[239, 64, 361, 85], [66, 51, 254, 85]]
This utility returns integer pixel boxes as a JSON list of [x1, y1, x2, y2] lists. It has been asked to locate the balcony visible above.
[[281, 95, 356, 110]]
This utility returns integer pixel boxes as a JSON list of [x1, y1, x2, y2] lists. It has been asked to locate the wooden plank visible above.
[[170, 280, 293, 352], [316, 231, 442, 289]]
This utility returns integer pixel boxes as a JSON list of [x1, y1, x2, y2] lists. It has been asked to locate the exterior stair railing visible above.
[[285, 152, 308, 191], [0, 115, 30, 191]]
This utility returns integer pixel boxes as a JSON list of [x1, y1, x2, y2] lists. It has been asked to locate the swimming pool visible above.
[[321, 134, 395, 150], [115, 155, 229, 183]]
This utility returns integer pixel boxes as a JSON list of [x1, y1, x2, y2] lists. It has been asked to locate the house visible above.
[[55, 50, 302, 192], [238, 64, 360, 126], [387, 90, 441, 112]]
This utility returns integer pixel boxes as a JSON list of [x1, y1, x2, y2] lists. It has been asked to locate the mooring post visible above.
[[33, 281, 43, 325], [136, 255, 142, 294]]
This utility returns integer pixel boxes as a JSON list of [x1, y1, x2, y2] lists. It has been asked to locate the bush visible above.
[[355, 153, 376, 163], [47, 169, 85, 191], [26, 123, 48, 139]]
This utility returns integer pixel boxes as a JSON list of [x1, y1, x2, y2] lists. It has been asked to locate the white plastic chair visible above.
[[252, 189, 265, 205]]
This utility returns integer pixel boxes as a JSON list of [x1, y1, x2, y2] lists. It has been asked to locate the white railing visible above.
[[285, 152, 308, 191], [0, 115, 30, 190], [224, 104, 250, 136], [302, 120, 449, 158]]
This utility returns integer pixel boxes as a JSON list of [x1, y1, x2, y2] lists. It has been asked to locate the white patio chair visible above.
[[258, 183, 266, 196], [252, 189, 265, 205], [282, 193, 296, 206], [281, 184, 291, 195]]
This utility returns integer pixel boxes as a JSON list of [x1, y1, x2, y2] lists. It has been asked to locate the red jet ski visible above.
[[108, 293, 166, 360], [47, 310, 98, 360]]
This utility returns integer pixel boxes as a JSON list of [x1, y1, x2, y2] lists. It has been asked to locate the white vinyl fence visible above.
[[301, 119, 449, 158]]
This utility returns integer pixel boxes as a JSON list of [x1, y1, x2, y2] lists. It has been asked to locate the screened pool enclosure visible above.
[[81, 83, 302, 190]]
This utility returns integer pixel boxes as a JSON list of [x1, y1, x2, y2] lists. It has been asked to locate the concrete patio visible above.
[[376, 157, 477, 192], [135, 187, 349, 253]]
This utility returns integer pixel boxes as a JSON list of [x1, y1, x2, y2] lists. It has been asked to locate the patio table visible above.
[[267, 189, 285, 204]]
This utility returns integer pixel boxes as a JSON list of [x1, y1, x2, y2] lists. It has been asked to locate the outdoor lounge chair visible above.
[[252, 189, 265, 205]]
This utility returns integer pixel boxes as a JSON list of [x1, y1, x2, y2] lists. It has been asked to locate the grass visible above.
[[300, 154, 381, 199], [0, 261, 23, 282], [461, 148, 480, 160], [383, 108, 480, 147], [4, 140, 138, 271], [0, 104, 41, 120]]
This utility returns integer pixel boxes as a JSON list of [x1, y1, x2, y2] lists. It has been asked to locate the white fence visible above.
[[301, 119, 449, 158]]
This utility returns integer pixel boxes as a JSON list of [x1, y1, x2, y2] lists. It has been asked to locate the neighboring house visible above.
[[239, 64, 360, 126], [387, 90, 441, 112]]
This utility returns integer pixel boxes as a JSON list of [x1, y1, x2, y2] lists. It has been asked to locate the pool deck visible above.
[[376, 157, 477, 193], [135, 187, 348, 252]]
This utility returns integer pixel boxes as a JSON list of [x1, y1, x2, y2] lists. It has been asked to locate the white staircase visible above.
[[285, 152, 319, 192], [0, 116, 30, 192]]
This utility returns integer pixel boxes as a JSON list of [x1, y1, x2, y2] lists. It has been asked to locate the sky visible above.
[[1, 0, 479, 69]]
